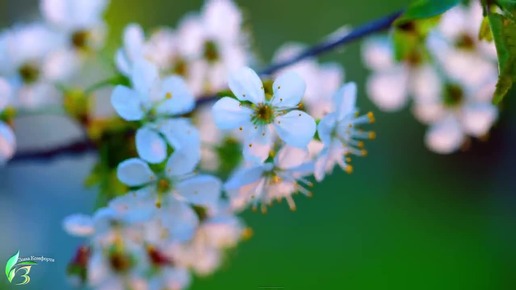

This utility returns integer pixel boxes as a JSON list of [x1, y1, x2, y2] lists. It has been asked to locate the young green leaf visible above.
[[396, 0, 460, 24], [488, 13, 516, 103], [5, 251, 19, 282]]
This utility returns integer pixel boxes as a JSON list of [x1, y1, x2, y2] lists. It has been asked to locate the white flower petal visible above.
[[317, 113, 337, 145], [425, 117, 464, 154], [131, 59, 160, 99], [135, 127, 167, 164], [225, 165, 265, 190], [159, 118, 200, 150], [274, 110, 316, 148], [160, 200, 199, 242], [362, 37, 395, 70], [366, 69, 409, 112], [157, 76, 195, 115], [461, 103, 498, 137], [275, 145, 309, 169], [271, 71, 306, 108], [228, 67, 265, 103], [166, 147, 200, 177], [0, 122, 16, 164], [111, 85, 145, 121], [63, 214, 94, 237], [212, 97, 252, 130], [117, 158, 156, 187], [177, 175, 222, 207], [241, 124, 273, 163], [333, 82, 357, 120]]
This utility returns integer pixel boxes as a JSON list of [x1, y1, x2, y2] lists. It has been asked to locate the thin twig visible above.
[[10, 139, 96, 163], [8, 10, 402, 163]]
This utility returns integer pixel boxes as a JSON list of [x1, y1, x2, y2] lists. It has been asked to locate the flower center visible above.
[[456, 33, 475, 50], [71, 30, 91, 50], [172, 57, 188, 76], [157, 178, 171, 194], [108, 249, 134, 273], [18, 63, 40, 84], [442, 83, 464, 107], [252, 103, 275, 124], [203, 40, 220, 63]]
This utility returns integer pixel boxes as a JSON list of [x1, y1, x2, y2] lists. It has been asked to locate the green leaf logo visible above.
[[5, 251, 19, 283]]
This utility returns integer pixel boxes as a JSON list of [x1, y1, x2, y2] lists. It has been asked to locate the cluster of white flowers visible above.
[[64, 57, 248, 289], [60, 0, 374, 287], [0, 0, 109, 163], [115, 0, 251, 97], [4, 0, 504, 288], [362, 2, 499, 154]]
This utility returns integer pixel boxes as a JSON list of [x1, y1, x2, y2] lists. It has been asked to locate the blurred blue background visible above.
[[1, 0, 516, 289]]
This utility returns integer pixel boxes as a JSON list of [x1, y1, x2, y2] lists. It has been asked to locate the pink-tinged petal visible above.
[[135, 127, 167, 164], [362, 37, 395, 70], [111, 85, 145, 121], [425, 116, 464, 154], [366, 69, 409, 112], [212, 97, 252, 130], [228, 67, 265, 104], [117, 158, 156, 187], [461, 103, 498, 137], [271, 71, 306, 108], [274, 110, 316, 148]]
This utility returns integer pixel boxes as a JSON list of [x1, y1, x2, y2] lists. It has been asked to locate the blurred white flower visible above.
[[0, 23, 69, 108], [213, 67, 316, 162], [273, 43, 344, 119], [315, 83, 375, 181], [115, 24, 147, 76], [176, 0, 250, 95], [427, 2, 498, 87], [111, 60, 198, 164], [362, 36, 435, 112], [225, 146, 313, 212], [414, 78, 498, 154], [41, 0, 109, 53]]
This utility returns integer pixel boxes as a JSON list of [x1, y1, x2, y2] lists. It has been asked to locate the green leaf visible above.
[[5, 251, 19, 282], [396, 0, 460, 24], [479, 16, 494, 41], [488, 13, 516, 103], [8, 269, 15, 283]]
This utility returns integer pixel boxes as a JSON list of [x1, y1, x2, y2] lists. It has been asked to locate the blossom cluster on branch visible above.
[[0, 0, 511, 289]]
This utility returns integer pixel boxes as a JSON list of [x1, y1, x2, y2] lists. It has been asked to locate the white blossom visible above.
[[273, 43, 344, 119], [212, 67, 316, 162], [225, 146, 314, 212], [315, 83, 375, 181]]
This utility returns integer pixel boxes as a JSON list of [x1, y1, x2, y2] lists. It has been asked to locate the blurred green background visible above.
[[1, 0, 516, 289]]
